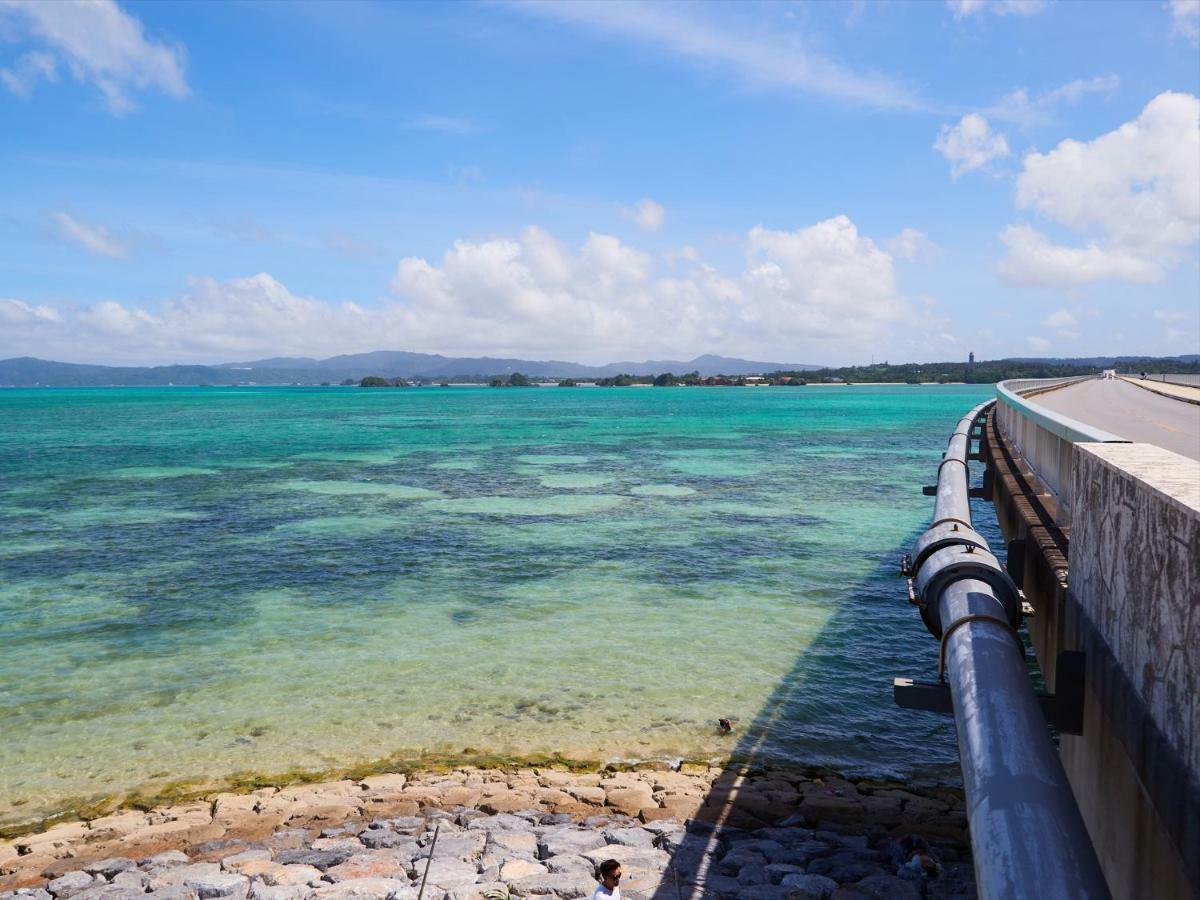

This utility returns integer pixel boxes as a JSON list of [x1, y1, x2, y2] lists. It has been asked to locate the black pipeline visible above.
[[904, 401, 1109, 900]]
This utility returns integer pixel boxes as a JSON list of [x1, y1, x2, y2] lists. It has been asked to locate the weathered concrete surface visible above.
[[1064, 443, 1199, 899], [988, 412, 1200, 899]]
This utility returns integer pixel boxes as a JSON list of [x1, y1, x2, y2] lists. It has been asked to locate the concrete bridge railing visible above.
[[988, 376, 1200, 898], [994, 377, 1126, 523]]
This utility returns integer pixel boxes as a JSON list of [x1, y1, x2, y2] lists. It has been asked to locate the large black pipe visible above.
[[910, 401, 1109, 899]]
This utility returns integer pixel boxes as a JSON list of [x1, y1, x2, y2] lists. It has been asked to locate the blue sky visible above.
[[1, 0, 1198, 366]]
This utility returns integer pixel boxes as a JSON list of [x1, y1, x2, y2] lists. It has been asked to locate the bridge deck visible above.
[[1034, 378, 1200, 460]]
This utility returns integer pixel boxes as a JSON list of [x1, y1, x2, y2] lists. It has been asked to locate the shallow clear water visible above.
[[0, 385, 999, 826]]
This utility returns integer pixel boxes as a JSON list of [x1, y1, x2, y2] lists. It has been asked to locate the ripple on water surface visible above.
[[0, 384, 996, 827], [281, 480, 442, 500]]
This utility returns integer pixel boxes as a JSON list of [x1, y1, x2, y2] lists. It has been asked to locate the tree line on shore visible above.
[[358, 356, 1200, 388]]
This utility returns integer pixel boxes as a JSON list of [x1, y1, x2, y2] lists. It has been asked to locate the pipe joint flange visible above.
[[908, 523, 990, 577], [913, 545, 1021, 638]]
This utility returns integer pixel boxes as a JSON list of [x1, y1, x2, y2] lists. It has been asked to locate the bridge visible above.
[[898, 374, 1199, 898]]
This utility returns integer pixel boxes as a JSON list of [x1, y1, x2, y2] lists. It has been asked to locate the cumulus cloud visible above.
[[623, 198, 666, 231], [1026, 335, 1052, 351], [1043, 308, 1077, 329], [52, 212, 131, 259], [1170, 0, 1200, 42], [948, 0, 1046, 19], [0, 0, 188, 114], [996, 226, 1162, 287], [998, 92, 1200, 287], [886, 228, 939, 261], [934, 114, 1010, 179], [0, 217, 931, 364]]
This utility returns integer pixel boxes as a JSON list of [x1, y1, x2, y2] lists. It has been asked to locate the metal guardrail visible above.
[[898, 402, 1110, 899], [1142, 373, 1200, 387], [994, 377, 1127, 522]]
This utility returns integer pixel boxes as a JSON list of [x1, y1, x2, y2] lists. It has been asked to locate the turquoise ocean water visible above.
[[0, 385, 998, 827]]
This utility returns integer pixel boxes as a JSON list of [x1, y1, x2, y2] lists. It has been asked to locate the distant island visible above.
[[2, 351, 1197, 388]]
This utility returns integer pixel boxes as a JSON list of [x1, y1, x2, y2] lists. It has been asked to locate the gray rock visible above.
[[465, 816, 527, 833], [580, 846, 669, 872], [777, 873, 836, 900], [639, 820, 681, 836], [145, 883, 200, 900], [600, 828, 655, 849], [304, 878, 415, 900], [422, 834, 486, 862], [181, 873, 248, 900], [274, 851, 353, 872], [717, 849, 766, 876], [68, 887, 147, 900], [737, 865, 769, 886], [85, 860, 138, 880], [109, 872, 149, 892], [842, 875, 921, 900], [537, 829, 606, 860], [755, 829, 814, 847], [1, 891, 53, 900], [542, 855, 594, 877], [691, 874, 739, 898], [142, 853, 191, 871], [265, 833, 310, 853], [247, 887, 306, 900], [506, 872, 594, 899], [418, 859, 477, 890], [149, 864, 223, 892], [734, 886, 787, 900], [48, 871, 99, 899], [539, 814, 572, 827], [766, 843, 833, 868], [484, 831, 537, 859], [762, 864, 805, 884], [372, 819, 424, 834], [358, 833, 406, 852], [804, 856, 884, 883]]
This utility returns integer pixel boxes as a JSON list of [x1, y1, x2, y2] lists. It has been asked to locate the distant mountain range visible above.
[[0, 352, 821, 387]]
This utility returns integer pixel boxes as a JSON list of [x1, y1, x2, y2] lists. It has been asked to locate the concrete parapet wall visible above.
[[987, 411, 1200, 898], [1063, 444, 1198, 898]]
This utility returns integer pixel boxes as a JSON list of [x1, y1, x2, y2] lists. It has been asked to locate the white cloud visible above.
[[934, 113, 1011, 179], [949, 0, 1046, 19], [51, 212, 131, 259], [1026, 335, 1052, 351], [997, 225, 1161, 287], [1043, 308, 1077, 328], [0, 49, 57, 97], [0, 298, 62, 325], [886, 228, 939, 261], [985, 75, 1120, 130], [1153, 308, 1191, 321], [1170, 0, 1200, 42], [514, 0, 927, 111], [623, 198, 666, 231], [998, 92, 1200, 287], [1, 217, 932, 364], [0, 0, 187, 114]]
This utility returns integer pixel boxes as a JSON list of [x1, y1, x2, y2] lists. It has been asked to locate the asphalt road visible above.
[[1035, 378, 1200, 460]]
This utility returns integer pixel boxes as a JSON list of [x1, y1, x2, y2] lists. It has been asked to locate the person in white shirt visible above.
[[593, 859, 621, 900]]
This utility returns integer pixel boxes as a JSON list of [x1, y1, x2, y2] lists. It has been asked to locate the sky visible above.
[[1, 0, 1198, 367]]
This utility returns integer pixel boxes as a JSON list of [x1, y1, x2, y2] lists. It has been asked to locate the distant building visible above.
[[968, 351, 975, 368]]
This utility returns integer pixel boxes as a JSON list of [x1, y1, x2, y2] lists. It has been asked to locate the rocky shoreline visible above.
[[1, 765, 976, 900]]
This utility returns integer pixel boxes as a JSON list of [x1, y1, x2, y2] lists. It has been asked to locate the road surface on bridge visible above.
[[1035, 377, 1200, 461]]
